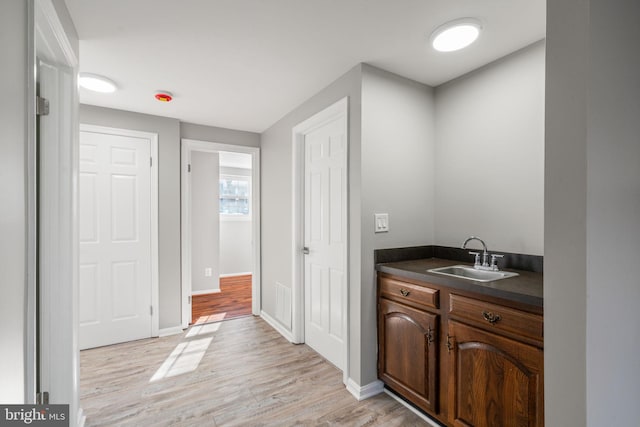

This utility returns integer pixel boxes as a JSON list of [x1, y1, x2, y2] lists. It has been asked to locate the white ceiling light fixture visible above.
[[78, 72, 117, 93], [430, 18, 482, 52]]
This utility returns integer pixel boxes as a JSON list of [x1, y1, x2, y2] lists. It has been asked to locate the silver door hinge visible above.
[[188, 164, 191, 172], [150, 306, 153, 316], [188, 295, 191, 304], [150, 157, 153, 167], [36, 96, 50, 116], [36, 391, 49, 404]]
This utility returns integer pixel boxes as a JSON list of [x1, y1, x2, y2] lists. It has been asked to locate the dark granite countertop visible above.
[[376, 258, 543, 307]]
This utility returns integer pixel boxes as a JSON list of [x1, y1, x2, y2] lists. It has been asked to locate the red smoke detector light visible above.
[[155, 91, 173, 102]]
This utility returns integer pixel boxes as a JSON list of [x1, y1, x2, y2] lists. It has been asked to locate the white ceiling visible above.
[[220, 151, 252, 170], [64, 0, 545, 133]]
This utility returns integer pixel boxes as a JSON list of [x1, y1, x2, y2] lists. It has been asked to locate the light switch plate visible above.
[[374, 213, 389, 233]]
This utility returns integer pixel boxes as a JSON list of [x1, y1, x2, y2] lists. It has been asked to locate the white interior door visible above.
[[79, 127, 156, 350], [304, 115, 347, 370]]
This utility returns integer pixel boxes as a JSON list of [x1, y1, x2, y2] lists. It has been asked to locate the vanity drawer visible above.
[[449, 294, 543, 341], [379, 276, 439, 309]]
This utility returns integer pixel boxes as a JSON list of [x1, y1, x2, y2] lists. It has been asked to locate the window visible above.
[[219, 175, 250, 219]]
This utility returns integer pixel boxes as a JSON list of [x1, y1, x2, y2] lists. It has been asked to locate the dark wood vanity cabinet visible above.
[[377, 272, 544, 427], [447, 321, 543, 427], [378, 298, 439, 413], [377, 275, 441, 413]]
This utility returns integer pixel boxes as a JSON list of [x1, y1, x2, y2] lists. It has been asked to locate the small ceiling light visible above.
[[430, 18, 482, 52], [78, 73, 117, 93], [154, 91, 173, 102]]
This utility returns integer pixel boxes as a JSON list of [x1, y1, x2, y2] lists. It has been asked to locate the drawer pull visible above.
[[482, 311, 502, 325], [399, 288, 410, 297]]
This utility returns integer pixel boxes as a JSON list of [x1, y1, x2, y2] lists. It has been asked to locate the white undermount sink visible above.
[[427, 265, 518, 282]]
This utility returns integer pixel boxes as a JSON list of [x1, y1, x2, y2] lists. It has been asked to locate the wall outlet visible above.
[[204, 268, 212, 277], [374, 213, 389, 233]]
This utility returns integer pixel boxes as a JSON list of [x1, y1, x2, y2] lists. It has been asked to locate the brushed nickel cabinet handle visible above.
[[399, 288, 410, 297], [482, 311, 502, 325]]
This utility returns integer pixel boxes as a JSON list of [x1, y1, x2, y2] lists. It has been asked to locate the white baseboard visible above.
[[383, 388, 444, 427], [346, 378, 384, 401], [260, 310, 296, 343], [219, 272, 252, 278], [158, 326, 185, 337], [191, 289, 221, 296], [77, 407, 86, 427]]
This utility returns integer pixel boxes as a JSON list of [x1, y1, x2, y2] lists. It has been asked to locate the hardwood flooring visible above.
[[192, 274, 252, 325], [80, 316, 427, 426]]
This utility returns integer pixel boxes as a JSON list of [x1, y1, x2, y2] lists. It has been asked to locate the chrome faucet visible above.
[[461, 236, 503, 271]]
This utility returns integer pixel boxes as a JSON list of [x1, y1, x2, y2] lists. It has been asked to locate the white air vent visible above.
[[275, 282, 292, 329]]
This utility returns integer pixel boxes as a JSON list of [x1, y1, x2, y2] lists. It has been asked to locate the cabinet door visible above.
[[378, 298, 439, 413], [447, 321, 544, 427]]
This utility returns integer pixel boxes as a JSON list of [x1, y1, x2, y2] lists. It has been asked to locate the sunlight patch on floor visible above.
[[194, 312, 227, 325], [185, 322, 221, 338], [149, 336, 213, 382]]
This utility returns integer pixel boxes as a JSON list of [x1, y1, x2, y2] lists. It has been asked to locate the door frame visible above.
[[31, 0, 80, 420], [79, 124, 160, 340], [180, 139, 261, 328], [37, 57, 77, 407], [291, 97, 349, 382]]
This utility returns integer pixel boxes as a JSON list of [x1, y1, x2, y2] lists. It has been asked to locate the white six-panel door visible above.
[[79, 127, 157, 350], [304, 115, 347, 369]]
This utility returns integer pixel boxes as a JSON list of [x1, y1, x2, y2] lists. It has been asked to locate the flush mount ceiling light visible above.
[[78, 73, 117, 93], [430, 18, 482, 52]]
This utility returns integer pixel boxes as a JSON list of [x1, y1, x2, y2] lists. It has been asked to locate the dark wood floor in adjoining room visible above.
[[192, 274, 252, 325], [80, 316, 427, 426]]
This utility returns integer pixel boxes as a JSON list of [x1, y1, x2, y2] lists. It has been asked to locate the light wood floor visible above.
[[80, 316, 427, 426], [192, 275, 252, 325]]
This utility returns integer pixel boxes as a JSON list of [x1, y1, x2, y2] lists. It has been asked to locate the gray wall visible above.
[[80, 105, 182, 329], [585, 1, 640, 422], [544, 0, 587, 423], [219, 166, 252, 275], [220, 221, 252, 274], [181, 122, 260, 147], [191, 151, 220, 292], [434, 41, 545, 255], [546, 0, 640, 425], [0, 0, 29, 403], [359, 64, 436, 384]]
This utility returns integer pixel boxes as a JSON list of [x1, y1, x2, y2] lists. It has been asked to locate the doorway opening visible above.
[[181, 140, 261, 328]]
